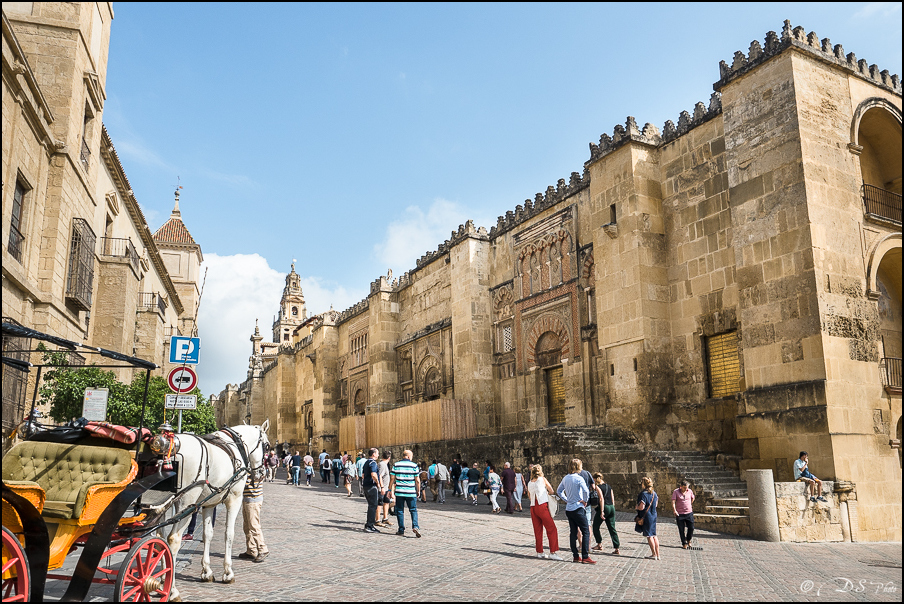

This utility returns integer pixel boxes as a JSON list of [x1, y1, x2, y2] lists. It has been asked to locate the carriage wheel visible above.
[[1, 526, 29, 603], [113, 534, 173, 602]]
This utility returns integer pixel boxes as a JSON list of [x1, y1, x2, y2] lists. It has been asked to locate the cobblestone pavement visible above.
[[43, 470, 901, 601]]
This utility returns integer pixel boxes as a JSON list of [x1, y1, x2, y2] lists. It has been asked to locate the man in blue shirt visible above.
[[390, 449, 422, 537], [556, 458, 595, 564]]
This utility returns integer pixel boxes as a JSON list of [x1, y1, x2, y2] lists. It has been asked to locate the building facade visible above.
[[2, 3, 201, 435], [217, 21, 902, 541]]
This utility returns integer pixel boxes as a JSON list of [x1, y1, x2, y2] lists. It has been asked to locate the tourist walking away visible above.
[[501, 462, 517, 514], [577, 463, 598, 552], [333, 453, 343, 487], [390, 449, 422, 537], [527, 464, 562, 560], [794, 451, 827, 502], [343, 454, 357, 497], [591, 473, 620, 555], [239, 479, 269, 563], [636, 477, 660, 560], [557, 459, 595, 564], [487, 465, 502, 513], [671, 480, 695, 549], [356, 453, 366, 496], [283, 452, 292, 483], [459, 461, 469, 498], [290, 450, 302, 486], [467, 463, 480, 505], [362, 448, 384, 533], [319, 450, 330, 483], [377, 451, 393, 527], [514, 467, 526, 512], [450, 459, 462, 497], [428, 460, 439, 501], [419, 464, 429, 503], [304, 457, 314, 486], [435, 460, 449, 503]]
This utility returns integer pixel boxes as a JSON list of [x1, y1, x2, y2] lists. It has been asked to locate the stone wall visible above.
[[774, 481, 850, 542]]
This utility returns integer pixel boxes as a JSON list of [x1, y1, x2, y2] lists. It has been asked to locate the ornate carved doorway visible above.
[[354, 389, 366, 415], [536, 331, 565, 425]]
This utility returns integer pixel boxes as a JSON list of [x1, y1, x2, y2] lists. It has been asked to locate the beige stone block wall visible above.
[[774, 481, 845, 543]]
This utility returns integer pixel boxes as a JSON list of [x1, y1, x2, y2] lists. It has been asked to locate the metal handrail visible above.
[[80, 137, 91, 169], [138, 292, 166, 316], [100, 237, 140, 274], [862, 184, 902, 224]]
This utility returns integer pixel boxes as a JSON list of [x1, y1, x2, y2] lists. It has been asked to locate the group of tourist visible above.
[[261, 448, 702, 563]]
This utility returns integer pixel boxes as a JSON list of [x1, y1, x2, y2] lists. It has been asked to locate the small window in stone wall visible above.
[[502, 325, 513, 352], [706, 330, 742, 398]]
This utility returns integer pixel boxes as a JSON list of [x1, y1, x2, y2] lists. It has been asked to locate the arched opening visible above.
[[291, 306, 298, 316], [424, 367, 442, 400], [536, 331, 565, 426], [876, 246, 902, 392], [353, 389, 365, 415], [306, 410, 313, 444], [856, 103, 902, 223]]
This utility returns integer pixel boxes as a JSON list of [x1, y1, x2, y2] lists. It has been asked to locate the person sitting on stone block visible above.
[[794, 451, 827, 503]]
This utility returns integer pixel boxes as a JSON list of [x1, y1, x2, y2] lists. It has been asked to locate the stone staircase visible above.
[[555, 426, 751, 536]]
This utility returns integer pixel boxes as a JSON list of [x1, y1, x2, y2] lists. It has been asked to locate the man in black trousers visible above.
[[362, 447, 385, 533]]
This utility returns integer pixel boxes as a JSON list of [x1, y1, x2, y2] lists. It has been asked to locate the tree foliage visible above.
[[39, 348, 215, 435]]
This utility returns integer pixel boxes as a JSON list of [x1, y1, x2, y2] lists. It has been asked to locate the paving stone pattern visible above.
[[169, 471, 900, 602]]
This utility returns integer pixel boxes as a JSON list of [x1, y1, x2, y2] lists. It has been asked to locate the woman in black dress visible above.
[[635, 476, 660, 560]]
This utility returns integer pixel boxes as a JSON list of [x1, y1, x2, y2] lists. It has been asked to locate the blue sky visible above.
[[102, 2, 903, 394]]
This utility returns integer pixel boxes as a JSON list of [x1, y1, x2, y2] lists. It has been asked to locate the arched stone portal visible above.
[[536, 331, 566, 425]]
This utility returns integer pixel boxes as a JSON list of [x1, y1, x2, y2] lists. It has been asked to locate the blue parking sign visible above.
[[170, 337, 200, 364]]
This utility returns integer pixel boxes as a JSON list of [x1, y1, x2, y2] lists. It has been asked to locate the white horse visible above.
[[156, 420, 270, 599]]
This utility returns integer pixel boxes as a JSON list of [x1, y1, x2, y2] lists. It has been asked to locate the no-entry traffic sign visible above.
[[167, 366, 198, 394]]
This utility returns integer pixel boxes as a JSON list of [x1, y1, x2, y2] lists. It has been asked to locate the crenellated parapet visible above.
[[489, 170, 590, 239], [661, 93, 723, 144], [337, 297, 370, 324], [715, 19, 901, 95], [587, 116, 662, 165], [411, 219, 490, 270]]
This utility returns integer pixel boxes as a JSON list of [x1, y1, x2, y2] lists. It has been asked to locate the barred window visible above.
[[706, 331, 742, 398], [502, 325, 513, 352], [1, 317, 30, 436], [8, 180, 27, 263], [65, 218, 96, 311]]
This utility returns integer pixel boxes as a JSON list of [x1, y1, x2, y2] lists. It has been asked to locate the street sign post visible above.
[[169, 336, 200, 365], [165, 394, 197, 432], [164, 394, 197, 409], [82, 388, 109, 421], [167, 366, 198, 394]]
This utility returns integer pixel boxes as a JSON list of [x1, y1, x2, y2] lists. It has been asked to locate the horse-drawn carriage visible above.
[[1, 323, 269, 602]]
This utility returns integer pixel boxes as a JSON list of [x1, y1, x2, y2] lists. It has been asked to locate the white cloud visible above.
[[373, 198, 492, 275], [853, 2, 901, 18], [195, 253, 283, 396], [194, 253, 366, 397]]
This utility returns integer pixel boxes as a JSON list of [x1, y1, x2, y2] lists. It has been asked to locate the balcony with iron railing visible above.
[[164, 325, 183, 337], [862, 184, 902, 226], [100, 237, 140, 275], [7, 225, 24, 263], [138, 292, 166, 317], [880, 357, 902, 394]]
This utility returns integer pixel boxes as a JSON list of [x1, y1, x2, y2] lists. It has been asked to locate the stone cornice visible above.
[[100, 126, 185, 316]]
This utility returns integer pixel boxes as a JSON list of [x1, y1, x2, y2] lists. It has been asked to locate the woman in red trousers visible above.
[[527, 465, 563, 560]]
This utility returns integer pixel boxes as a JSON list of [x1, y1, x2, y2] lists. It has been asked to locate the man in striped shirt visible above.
[[238, 479, 269, 562], [390, 449, 422, 538]]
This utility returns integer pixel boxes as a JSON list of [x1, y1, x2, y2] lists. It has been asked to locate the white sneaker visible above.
[[548, 553, 564, 561], [536, 552, 548, 559]]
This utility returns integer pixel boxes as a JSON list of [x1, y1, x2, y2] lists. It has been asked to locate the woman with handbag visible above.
[[635, 476, 660, 560], [527, 465, 562, 560]]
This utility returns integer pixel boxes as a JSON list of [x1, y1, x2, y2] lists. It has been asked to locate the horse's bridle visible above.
[[219, 426, 268, 488]]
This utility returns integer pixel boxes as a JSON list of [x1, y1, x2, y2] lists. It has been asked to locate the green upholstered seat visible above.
[[2, 441, 132, 520]]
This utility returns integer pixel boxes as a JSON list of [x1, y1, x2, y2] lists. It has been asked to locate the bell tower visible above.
[[272, 263, 306, 343]]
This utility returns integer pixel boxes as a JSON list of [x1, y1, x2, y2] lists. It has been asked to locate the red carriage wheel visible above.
[[1, 526, 29, 603], [114, 534, 173, 602]]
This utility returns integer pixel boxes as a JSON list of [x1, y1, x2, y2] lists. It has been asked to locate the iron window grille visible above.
[[65, 218, 96, 311], [1, 317, 30, 435]]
